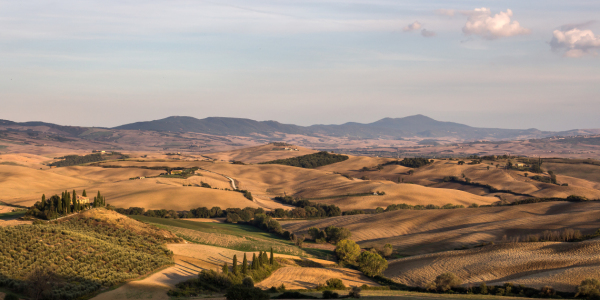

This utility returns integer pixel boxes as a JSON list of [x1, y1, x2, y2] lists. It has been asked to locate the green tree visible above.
[[82, 189, 87, 197], [431, 273, 462, 292], [232, 255, 238, 275], [242, 253, 248, 275], [576, 278, 600, 298], [335, 239, 361, 263], [222, 263, 228, 274], [270, 248, 274, 265], [251, 253, 257, 270], [357, 251, 388, 277], [382, 244, 393, 257]]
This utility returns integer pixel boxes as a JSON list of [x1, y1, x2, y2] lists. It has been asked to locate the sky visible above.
[[1, 0, 599, 131]]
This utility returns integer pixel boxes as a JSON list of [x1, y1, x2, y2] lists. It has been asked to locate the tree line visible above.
[[260, 151, 349, 168]]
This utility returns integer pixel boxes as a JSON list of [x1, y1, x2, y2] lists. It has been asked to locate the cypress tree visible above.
[[258, 251, 263, 267], [57, 197, 63, 213], [251, 253, 257, 270], [262, 252, 268, 266], [242, 253, 248, 275], [232, 255, 238, 275], [222, 263, 228, 274], [41, 194, 46, 210], [66, 191, 71, 214], [82, 189, 87, 197], [270, 247, 274, 265]]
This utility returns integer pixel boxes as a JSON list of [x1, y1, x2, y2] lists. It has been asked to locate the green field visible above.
[[0, 210, 26, 220], [131, 216, 313, 256]]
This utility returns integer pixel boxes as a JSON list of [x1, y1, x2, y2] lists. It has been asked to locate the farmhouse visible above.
[[76, 195, 90, 204]]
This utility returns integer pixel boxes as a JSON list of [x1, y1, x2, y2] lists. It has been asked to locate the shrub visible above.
[[357, 251, 388, 277], [243, 277, 255, 288], [261, 152, 349, 168], [567, 195, 588, 202], [540, 286, 556, 297], [335, 240, 361, 263], [577, 278, 600, 298], [225, 285, 270, 300], [322, 290, 339, 299], [381, 244, 393, 257], [349, 286, 362, 298], [326, 278, 346, 290], [432, 273, 462, 292]]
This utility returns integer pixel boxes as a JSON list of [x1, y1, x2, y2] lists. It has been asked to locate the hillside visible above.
[[0, 209, 178, 299], [385, 239, 600, 292], [281, 201, 600, 255], [205, 143, 317, 163], [114, 115, 564, 140]]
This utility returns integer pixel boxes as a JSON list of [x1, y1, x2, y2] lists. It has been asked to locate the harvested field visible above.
[[385, 239, 600, 292], [92, 255, 205, 300], [283, 201, 600, 255], [256, 266, 379, 289], [206, 144, 317, 163], [197, 162, 497, 209]]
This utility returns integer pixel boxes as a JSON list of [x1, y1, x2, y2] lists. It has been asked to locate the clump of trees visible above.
[[273, 196, 342, 218], [385, 203, 464, 211], [384, 158, 433, 168], [334, 239, 388, 277], [308, 226, 351, 244], [49, 153, 106, 167], [260, 151, 349, 168], [169, 249, 278, 299], [426, 273, 462, 292], [26, 190, 106, 220]]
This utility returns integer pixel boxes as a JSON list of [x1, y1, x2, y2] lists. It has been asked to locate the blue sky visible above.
[[1, 0, 599, 130]]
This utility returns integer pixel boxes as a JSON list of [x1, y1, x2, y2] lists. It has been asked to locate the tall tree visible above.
[[270, 248, 274, 265], [232, 255, 238, 275], [242, 253, 248, 275], [222, 263, 228, 274], [82, 189, 87, 197], [251, 253, 257, 270]]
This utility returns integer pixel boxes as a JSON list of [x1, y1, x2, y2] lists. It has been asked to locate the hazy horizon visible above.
[[2, 0, 599, 131]]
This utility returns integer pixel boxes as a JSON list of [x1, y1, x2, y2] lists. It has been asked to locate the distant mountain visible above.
[[3, 115, 596, 142], [114, 115, 551, 140], [115, 116, 309, 136]]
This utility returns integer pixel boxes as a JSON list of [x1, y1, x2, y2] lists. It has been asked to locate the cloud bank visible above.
[[421, 29, 436, 37], [551, 26, 600, 57], [461, 8, 530, 39]]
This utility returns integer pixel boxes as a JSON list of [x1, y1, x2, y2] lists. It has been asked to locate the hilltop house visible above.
[[76, 195, 90, 204]]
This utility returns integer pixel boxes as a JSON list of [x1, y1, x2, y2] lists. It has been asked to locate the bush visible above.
[[274, 291, 317, 299], [322, 290, 339, 299], [225, 285, 270, 300], [349, 286, 362, 298], [243, 277, 255, 288], [335, 240, 361, 263], [326, 278, 346, 290], [357, 251, 388, 277], [567, 195, 588, 202], [381, 244, 393, 257], [431, 273, 462, 292], [577, 278, 600, 298], [324, 226, 351, 244]]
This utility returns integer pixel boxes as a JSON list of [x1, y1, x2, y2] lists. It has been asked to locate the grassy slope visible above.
[[132, 216, 308, 256]]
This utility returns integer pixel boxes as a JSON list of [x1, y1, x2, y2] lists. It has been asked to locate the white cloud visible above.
[[551, 27, 600, 57], [421, 29, 436, 37], [404, 21, 422, 32], [461, 8, 530, 39]]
